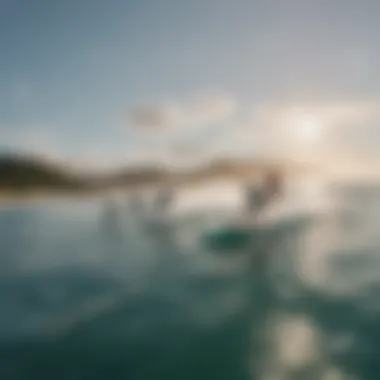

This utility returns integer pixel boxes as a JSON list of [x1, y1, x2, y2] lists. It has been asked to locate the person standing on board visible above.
[[129, 192, 145, 215], [245, 170, 284, 219], [153, 185, 174, 218], [244, 170, 285, 269], [262, 170, 284, 203]]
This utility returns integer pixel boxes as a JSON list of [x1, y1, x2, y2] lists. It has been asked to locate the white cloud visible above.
[[246, 99, 380, 163], [131, 103, 184, 129], [3, 96, 378, 173], [187, 91, 238, 126], [311, 100, 380, 125], [129, 91, 238, 130]]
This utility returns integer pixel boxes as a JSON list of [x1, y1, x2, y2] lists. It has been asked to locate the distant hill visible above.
[[0, 154, 86, 192], [0, 155, 171, 193]]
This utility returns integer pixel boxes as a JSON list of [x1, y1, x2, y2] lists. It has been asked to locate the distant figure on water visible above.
[[101, 198, 123, 238], [128, 193, 145, 216], [153, 186, 174, 218], [245, 170, 284, 218]]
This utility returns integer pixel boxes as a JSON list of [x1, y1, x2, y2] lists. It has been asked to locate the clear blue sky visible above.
[[1, 0, 380, 167]]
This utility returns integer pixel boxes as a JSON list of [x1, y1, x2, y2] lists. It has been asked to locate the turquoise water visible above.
[[0, 182, 379, 380]]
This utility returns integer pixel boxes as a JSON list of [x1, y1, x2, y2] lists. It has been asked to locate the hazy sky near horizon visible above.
[[1, 0, 380, 169]]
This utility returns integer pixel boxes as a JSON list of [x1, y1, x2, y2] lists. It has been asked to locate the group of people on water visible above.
[[150, 170, 283, 217], [127, 187, 174, 217], [101, 171, 285, 262], [103, 170, 284, 225]]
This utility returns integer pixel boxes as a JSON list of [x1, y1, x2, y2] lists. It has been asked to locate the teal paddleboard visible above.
[[201, 226, 254, 252], [200, 214, 313, 253]]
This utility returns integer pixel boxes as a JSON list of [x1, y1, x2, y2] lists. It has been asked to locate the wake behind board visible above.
[[200, 213, 313, 253]]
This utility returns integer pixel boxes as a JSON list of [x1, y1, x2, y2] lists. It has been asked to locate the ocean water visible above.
[[0, 179, 379, 380]]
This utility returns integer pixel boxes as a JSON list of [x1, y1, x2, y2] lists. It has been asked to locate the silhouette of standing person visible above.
[[101, 198, 123, 239], [153, 186, 174, 218], [245, 170, 284, 219]]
